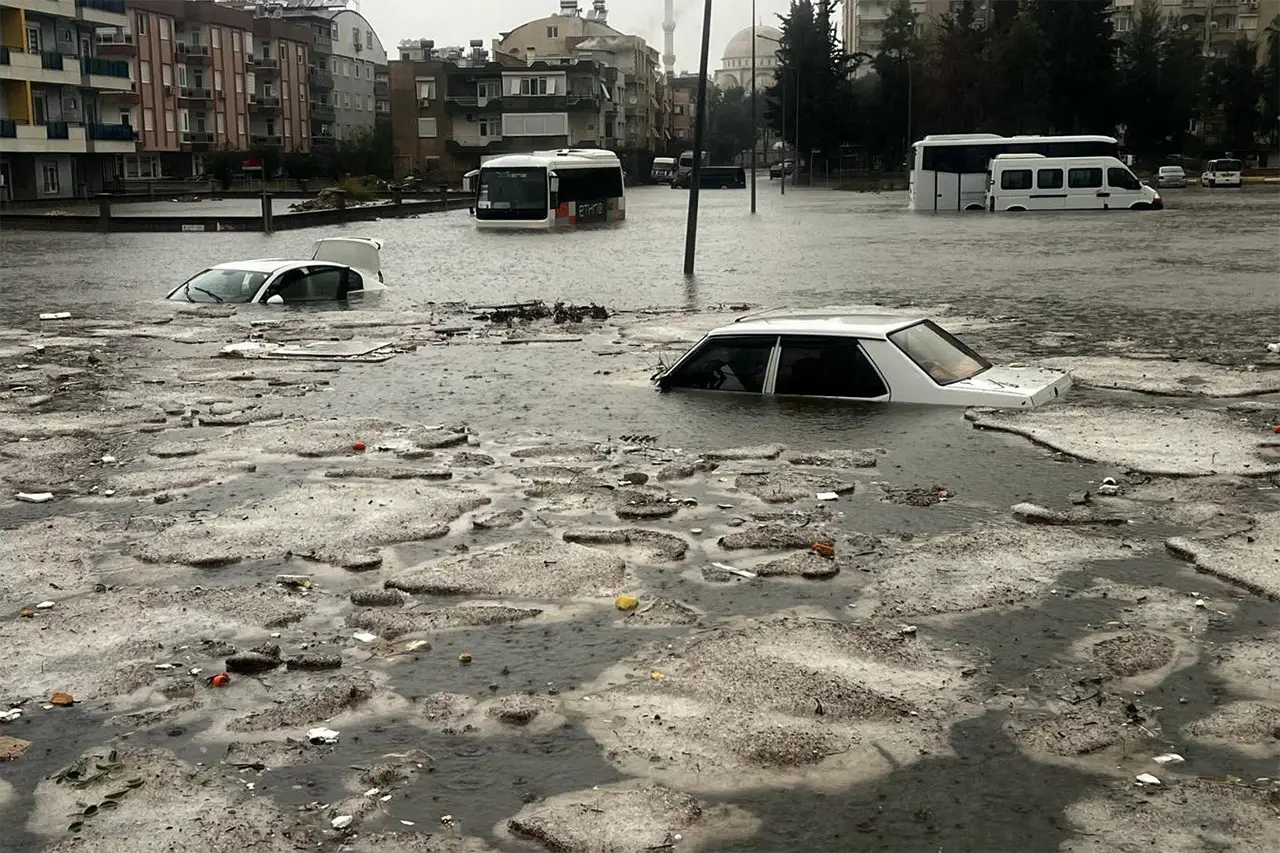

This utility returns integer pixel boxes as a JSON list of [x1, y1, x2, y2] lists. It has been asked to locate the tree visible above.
[[763, 0, 858, 160], [704, 85, 756, 163], [988, 6, 1050, 135], [1115, 0, 1168, 159], [1030, 0, 1117, 134], [1208, 39, 1264, 152], [917, 1, 998, 135], [1260, 16, 1280, 147], [870, 0, 920, 168]]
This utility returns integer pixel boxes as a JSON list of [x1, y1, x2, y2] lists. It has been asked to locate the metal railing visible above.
[[46, 121, 70, 139], [0, 118, 15, 138], [77, 0, 127, 13], [0, 46, 9, 65], [41, 51, 65, 71], [177, 43, 211, 57], [96, 31, 134, 46], [87, 122, 136, 140], [181, 130, 215, 144], [83, 56, 130, 77], [178, 86, 212, 100]]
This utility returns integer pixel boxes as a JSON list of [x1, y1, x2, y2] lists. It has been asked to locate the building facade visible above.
[[715, 25, 782, 90], [0, 0, 137, 201], [666, 72, 700, 144], [492, 2, 664, 166], [390, 42, 613, 181]]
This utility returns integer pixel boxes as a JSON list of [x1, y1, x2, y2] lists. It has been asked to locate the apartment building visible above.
[[1113, 0, 1279, 60], [245, 11, 309, 155], [390, 43, 613, 181], [493, 1, 664, 161], [0, 0, 137, 201], [666, 72, 700, 144]]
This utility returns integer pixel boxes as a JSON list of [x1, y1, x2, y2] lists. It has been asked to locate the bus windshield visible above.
[[476, 168, 548, 219]]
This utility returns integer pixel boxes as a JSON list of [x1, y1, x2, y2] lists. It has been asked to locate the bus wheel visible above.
[[1007, 206, 1026, 212], [964, 203, 984, 211]]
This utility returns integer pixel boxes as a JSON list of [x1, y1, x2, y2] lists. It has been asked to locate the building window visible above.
[[417, 117, 437, 137], [355, 95, 362, 110], [237, 114, 245, 135], [284, 122, 291, 138], [143, 108, 155, 131], [478, 80, 499, 99], [331, 56, 339, 73], [165, 109, 175, 132], [235, 73, 243, 93], [136, 13, 147, 36], [212, 27, 221, 49], [41, 162, 59, 195], [233, 31, 241, 52], [160, 18, 170, 40], [366, 95, 372, 111], [343, 58, 351, 76], [479, 119, 496, 137], [416, 79, 436, 99], [520, 77, 549, 95], [296, 45, 303, 63], [366, 30, 373, 49], [352, 26, 360, 44], [162, 65, 173, 86], [547, 26, 558, 38], [365, 63, 372, 80], [299, 82, 306, 100], [343, 93, 350, 108], [120, 108, 132, 125], [140, 60, 151, 82], [177, 64, 188, 87], [214, 69, 223, 91], [179, 109, 189, 131], [330, 23, 338, 39]]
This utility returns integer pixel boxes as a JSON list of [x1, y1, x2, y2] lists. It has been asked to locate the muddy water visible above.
[[2, 186, 1279, 853]]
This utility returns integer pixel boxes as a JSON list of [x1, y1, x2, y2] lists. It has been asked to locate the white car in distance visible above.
[[166, 237, 386, 305], [653, 314, 1072, 409]]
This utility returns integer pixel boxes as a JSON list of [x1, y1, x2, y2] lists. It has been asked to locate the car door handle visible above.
[[1096, 192, 1110, 197]]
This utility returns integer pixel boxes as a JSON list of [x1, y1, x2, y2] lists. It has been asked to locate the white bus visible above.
[[908, 133, 1121, 212], [985, 154, 1162, 212], [472, 149, 626, 230]]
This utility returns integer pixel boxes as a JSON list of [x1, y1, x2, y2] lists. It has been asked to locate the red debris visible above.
[[352, 441, 367, 452]]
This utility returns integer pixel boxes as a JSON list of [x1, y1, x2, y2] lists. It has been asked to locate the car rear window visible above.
[[888, 321, 991, 386]]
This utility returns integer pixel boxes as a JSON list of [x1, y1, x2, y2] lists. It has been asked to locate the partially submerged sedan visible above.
[[653, 313, 1070, 409], [166, 237, 385, 305]]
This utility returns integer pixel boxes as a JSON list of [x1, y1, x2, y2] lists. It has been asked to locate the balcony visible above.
[[250, 133, 281, 147], [0, 49, 82, 86], [178, 86, 212, 101], [180, 130, 215, 150], [444, 95, 503, 114], [82, 55, 133, 90], [311, 100, 334, 119], [308, 66, 333, 89], [446, 137, 520, 155], [95, 30, 136, 57], [373, 79, 389, 97], [249, 95, 280, 111], [0, 120, 88, 154], [176, 43, 210, 63], [87, 121, 137, 152], [99, 82, 140, 103], [254, 57, 280, 74], [312, 33, 332, 54], [75, 0, 128, 26], [499, 94, 601, 113]]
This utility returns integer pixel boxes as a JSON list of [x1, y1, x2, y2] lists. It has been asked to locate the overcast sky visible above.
[[356, 0, 797, 73]]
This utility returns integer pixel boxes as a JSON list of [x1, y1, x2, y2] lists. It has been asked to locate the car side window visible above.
[[346, 269, 363, 293], [271, 267, 345, 302], [774, 336, 888, 398], [663, 335, 775, 393]]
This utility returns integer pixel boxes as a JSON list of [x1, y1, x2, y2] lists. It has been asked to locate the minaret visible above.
[[662, 0, 675, 78]]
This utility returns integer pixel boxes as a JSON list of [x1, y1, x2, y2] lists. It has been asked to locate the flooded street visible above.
[[1, 184, 1278, 853]]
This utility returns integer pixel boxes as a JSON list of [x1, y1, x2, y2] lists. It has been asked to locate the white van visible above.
[[1200, 158, 1243, 188], [986, 153, 1162, 212], [651, 157, 676, 183]]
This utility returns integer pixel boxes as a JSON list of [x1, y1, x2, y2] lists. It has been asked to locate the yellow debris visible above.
[[615, 593, 639, 611]]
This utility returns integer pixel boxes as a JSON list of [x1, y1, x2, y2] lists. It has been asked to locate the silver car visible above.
[[1155, 165, 1188, 188]]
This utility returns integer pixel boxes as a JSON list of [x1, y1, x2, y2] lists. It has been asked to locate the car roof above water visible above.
[[707, 313, 924, 340], [208, 259, 328, 274]]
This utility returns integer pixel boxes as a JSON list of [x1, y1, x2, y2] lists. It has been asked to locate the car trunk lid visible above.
[[311, 237, 383, 283], [951, 366, 1072, 408]]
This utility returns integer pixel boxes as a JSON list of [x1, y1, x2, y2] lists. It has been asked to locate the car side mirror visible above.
[[266, 294, 285, 306]]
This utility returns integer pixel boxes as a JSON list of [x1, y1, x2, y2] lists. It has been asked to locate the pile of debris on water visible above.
[[471, 300, 611, 326]]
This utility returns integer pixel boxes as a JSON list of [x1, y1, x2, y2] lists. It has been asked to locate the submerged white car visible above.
[[166, 237, 386, 305], [653, 313, 1071, 409]]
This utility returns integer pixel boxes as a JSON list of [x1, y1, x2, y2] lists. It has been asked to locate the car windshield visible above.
[[1160, 167, 1183, 174], [1214, 159, 1242, 171], [476, 168, 548, 212], [169, 268, 269, 303], [888, 321, 991, 386]]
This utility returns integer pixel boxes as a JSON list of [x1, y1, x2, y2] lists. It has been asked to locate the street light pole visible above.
[[683, 0, 714, 276], [750, 0, 757, 214], [793, 75, 799, 188], [780, 68, 786, 196]]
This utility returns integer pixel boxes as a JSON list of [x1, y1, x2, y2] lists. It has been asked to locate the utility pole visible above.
[[683, 0, 713, 276], [793, 76, 800, 188], [780, 68, 786, 196], [750, 0, 757, 214]]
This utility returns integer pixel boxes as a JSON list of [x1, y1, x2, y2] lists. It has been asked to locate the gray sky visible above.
[[357, 0, 796, 74]]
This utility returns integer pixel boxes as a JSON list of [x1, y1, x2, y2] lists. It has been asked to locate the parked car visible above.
[[166, 237, 386, 305], [1155, 165, 1187, 188], [653, 313, 1071, 409], [769, 160, 795, 179], [1200, 158, 1243, 188]]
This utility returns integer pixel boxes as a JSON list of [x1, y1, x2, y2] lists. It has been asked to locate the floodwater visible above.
[[1, 184, 1279, 853]]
